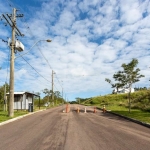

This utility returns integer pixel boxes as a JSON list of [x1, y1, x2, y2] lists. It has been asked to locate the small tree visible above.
[[75, 97, 81, 104], [105, 58, 144, 113], [43, 88, 52, 104]]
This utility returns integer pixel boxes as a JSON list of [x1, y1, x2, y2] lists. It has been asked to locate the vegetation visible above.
[[70, 97, 92, 104], [0, 110, 28, 122], [83, 90, 150, 123], [84, 90, 150, 111], [42, 88, 65, 107], [0, 83, 9, 110], [105, 58, 144, 113], [0, 86, 65, 123]]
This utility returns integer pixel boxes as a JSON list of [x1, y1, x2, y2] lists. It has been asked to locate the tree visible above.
[[75, 97, 81, 104], [105, 58, 144, 113], [0, 83, 9, 110], [35, 92, 40, 96], [42, 89, 65, 105], [55, 91, 66, 104], [42, 88, 52, 104], [105, 78, 124, 93], [54, 91, 61, 99]]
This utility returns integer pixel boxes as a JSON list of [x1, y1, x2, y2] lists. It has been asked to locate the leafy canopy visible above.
[[105, 58, 145, 90]]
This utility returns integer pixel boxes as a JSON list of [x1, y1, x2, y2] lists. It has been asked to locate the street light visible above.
[[9, 39, 52, 117], [15, 39, 52, 59], [46, 39, 52, 42]]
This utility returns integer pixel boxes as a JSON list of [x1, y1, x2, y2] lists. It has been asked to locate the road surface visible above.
[[0, 104, 150, 150]]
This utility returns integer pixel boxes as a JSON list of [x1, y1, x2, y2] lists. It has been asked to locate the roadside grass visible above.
[[83, 90, 150, 124], [96, 105, 150, 124], [0, 106, 44, 123], [0, 110, 28, 123], [0, 104, 60, 123], [112, 110, 150, 124]]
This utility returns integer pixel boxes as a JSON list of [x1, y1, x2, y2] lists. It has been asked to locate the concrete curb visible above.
[[96, 107, 150, 129], [0, 109, 46, 127]]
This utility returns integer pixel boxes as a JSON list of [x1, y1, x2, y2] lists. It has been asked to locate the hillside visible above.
[[84, 90, 150, 112]]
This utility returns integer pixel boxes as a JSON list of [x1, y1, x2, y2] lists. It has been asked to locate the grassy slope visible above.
[[84, 90, 150, 124]]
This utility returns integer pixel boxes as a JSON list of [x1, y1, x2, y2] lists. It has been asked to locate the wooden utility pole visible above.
[[61, 82, 64, 109], [61, 81, 63, 104], [9, 8, 16, 117], [52, 70, 54, 104], [2, 8, 24, 117], [3, 82, 7, 111]]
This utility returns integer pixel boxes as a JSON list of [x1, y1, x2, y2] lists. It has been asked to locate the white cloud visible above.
[[121, 8, 142, 24], [0, 0, 150, 100]]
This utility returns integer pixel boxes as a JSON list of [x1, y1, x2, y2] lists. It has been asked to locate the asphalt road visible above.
[[0, 104, 150, 150]]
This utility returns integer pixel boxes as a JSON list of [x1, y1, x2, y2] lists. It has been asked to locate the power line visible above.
[[4, 1, 67, 96], [18, 11, 64, 92], [37, 46, 53, 70], [0, 39, 11, 84], [4, 1, 55, 89], [17, 54, 51, 83], [6, 0, 13, 8], [5, 46, 10, 83]]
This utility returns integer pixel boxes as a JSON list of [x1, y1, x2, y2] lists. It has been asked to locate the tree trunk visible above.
[[128, 84, 132, 113]]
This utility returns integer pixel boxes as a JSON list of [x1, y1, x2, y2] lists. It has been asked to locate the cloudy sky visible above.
[[0, 0, 150, 101]]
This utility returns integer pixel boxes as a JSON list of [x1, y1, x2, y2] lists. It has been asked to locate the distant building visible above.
[[7, 92, 40, 111], [114, 88, 135, 94]]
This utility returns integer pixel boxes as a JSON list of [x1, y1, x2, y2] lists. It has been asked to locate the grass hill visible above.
[[84, 90, 150, 112], [83, 89, 150, 124]]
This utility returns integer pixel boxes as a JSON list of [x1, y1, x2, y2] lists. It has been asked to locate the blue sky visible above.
[[0, 0, 150, 101]]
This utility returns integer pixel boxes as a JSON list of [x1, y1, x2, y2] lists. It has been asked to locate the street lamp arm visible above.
[[15, 39, 52, 59]]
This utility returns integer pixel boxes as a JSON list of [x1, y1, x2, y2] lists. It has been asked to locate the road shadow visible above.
[[98, 110, 136, 123]]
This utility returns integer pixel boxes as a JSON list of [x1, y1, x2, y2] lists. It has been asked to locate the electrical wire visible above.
[[17, 54, 51, 83], [3, 0, 92, 98], [13, 3, 65, 93], [5, 46, 10, 84], [0, 39, 11, 84], [2, 1, 57, 93], [26, 28, 65, 93]]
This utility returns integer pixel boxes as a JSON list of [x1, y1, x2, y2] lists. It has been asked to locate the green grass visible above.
[[0, 104, 59, 123], [96, 105, 150, 124], [83, 90, 150, 124], [113, 110, 150, 124], [0, 110, 28, 123], [106, 105, 150, 124], [0, 105, 44, 123]]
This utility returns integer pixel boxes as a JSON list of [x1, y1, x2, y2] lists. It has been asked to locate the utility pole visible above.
[[9, 8, 16, 117], [61, 81, 63, 104], [65, 94, 67, 103], [52, 70, 55, 104], [2, 8, 24, 117], [62, 87, 63, 104], [3, 82, 7, 111]]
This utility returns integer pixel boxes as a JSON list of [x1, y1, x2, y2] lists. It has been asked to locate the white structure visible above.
[[114, 88, 135, 94], [8, 39, 24, 52], [7, 92, 40, 111], [15, 40, 24, 52]]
